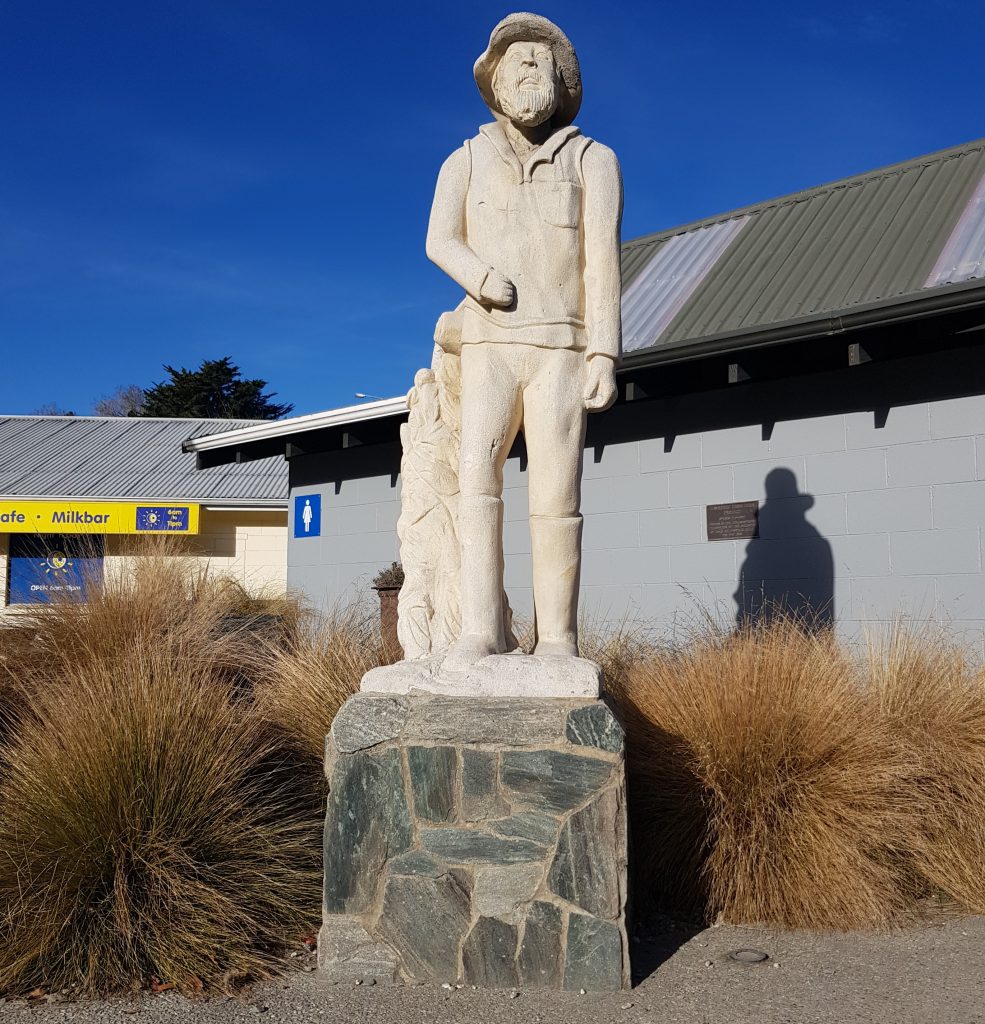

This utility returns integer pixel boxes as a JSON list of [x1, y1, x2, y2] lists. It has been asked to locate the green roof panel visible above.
[[619, 138, 985, 359]]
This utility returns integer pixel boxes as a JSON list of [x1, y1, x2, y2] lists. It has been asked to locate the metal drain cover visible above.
[[728, 949, 770, 964]]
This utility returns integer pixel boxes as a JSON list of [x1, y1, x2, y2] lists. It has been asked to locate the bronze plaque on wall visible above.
[[706, 500, 760, 541]]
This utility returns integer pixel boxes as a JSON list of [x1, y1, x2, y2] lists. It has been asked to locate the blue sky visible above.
[[1, 0, 982, 416]]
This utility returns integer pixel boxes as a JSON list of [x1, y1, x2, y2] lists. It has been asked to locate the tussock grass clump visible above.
[[609, 620, 917, 929], [0, 552, 320, 996], [0, 647, 321, 995], [254, 601, 391, 762], [868, 629, 985, 913], [0, 543, 294, 708]]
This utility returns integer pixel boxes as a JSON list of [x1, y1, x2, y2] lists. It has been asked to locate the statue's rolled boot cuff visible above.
[[530, 514, 582, 656]]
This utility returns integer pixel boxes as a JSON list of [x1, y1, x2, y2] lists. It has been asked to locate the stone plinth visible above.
[[319, 692, 629, 991]]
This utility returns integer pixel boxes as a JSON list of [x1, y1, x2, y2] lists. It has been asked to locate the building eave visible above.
[[181, 397, 408, 454]]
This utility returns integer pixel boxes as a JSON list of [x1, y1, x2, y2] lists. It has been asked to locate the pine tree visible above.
[[139, 357, 293, 419]]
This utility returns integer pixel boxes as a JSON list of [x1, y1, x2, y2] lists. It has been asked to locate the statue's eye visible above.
[[537, 51, 551, 61]]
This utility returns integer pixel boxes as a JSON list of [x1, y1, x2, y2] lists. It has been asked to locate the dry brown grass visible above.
[[0, 549, 321, 996], [0, 540, 299, 708], [867, 628, 985, 913], [253, 600, 392, 762], [608, 620, 921, 929], [5, 547, 985, 991]]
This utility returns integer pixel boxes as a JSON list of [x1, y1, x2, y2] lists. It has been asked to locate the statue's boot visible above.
[[530, 514, 582, 657], [443, 495, 506, 673]]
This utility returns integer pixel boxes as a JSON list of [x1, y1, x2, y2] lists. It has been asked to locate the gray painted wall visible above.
[[287, 372, 985, 653]]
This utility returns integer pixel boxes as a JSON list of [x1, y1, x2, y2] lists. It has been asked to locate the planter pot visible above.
[[373, 585, 403, 660]]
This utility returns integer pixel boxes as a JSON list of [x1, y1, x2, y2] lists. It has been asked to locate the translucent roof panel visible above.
[[926, 169, 985, 287], [621, 216, 749, 353]]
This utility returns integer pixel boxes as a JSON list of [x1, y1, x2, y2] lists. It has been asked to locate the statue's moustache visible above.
[[514, 71, 549, 91]]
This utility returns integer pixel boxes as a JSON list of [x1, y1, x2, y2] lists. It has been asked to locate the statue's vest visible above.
[[461, 122, 594, 350]]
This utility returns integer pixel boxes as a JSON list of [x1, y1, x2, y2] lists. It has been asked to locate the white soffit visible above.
[[182, 396, 407, 452], [926, 170, 985, 287], [621, 216, 750, 354]]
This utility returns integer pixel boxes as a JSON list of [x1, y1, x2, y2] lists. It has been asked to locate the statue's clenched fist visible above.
[[583, 356, 618, 411], [480, 269, 516, 308]]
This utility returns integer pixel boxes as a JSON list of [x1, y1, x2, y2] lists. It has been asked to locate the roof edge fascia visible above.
[[182, 396, 407, 453]]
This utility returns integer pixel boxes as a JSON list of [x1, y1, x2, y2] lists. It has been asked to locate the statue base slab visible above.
[[319, 692, 630, 990], [360, 652, 601, 699]]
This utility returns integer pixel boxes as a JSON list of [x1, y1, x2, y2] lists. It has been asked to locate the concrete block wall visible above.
[[189, 510, 288, 595], [289, 449, 402, 612], [287, 393, 985, 652], [571, 393, 985, 649]]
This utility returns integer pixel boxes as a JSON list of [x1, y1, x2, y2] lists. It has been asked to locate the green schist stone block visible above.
[[516, 901, 562, 988], [548, 787, 623, 919], [407, 745, 457, 822], [378, 872, 471, 982], [491, 809, 559, 846], [461, 749, 505, 821], [421, 828, 543, 863], [462, 917, 519, 989], [331, 694, 407, 753], [500, 749, 614, 813], [563, 913, 624, 992], [323, 748, 412, 914], [388, 850, 443, 877], [566, 703, 624, 754]]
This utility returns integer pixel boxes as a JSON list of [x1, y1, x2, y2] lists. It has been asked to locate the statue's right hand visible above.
[[480, 270, 515, 308]]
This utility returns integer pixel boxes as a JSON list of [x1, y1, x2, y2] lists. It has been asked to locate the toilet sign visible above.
[[294, 494, 321, 538]]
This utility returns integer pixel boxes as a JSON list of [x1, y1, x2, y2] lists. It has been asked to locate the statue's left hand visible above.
[[583, 357, 618, 412]]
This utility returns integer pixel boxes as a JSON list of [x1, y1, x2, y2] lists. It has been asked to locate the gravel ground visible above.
[[4, 912, 982, 1024]]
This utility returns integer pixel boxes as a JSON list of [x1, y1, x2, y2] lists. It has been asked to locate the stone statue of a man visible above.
[[426, 13, 623, 670]]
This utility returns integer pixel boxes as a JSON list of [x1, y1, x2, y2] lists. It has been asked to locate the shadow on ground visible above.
[[630, 916, 705, 985]]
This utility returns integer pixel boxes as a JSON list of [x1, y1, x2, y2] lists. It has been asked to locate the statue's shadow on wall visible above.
[[734, 467, 834, 630]]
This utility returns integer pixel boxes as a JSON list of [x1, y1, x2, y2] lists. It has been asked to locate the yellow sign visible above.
[[0, 501, 200, 535]]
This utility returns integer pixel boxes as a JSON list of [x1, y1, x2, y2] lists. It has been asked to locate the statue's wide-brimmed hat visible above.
[[473, 13, 582, 127]]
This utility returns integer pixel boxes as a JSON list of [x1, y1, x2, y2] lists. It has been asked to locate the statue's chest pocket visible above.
[[531, 180, 581, 229]]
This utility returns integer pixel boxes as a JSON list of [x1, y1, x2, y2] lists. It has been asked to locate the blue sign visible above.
[[7, 534, 104, 605], [294, 494, 321, 538], [135, 506, 189, 531]]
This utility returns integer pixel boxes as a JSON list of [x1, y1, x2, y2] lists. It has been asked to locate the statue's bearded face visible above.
[[492, 40, 559, 128]]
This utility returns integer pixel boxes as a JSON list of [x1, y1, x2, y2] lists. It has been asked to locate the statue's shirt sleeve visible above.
[[581, 141, 623, 362], [426, 145, 490, 302]]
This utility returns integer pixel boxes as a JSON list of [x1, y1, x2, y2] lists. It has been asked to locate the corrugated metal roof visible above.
[[621, 137, 985, 357], [0, 416, 287, 503]]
